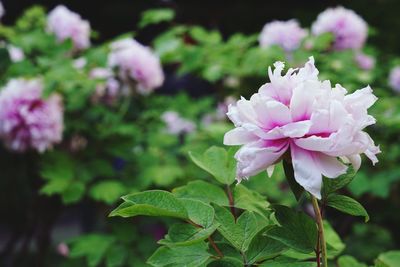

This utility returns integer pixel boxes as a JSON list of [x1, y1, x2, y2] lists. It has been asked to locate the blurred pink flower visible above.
[[312, 6, 368, 50], [216, 96, 237, 120], [259, 20, 307, 51], [47, 5, 91, 50], [73, 57, 87, 69], [389, 67, 400, 92], [355, 52, 375, 70], [162, 111, 196, 135], [0, 2, 5, 20], [108, 38, 164, 94], [224, 57, 379, 198], [7, 45, 25, 62], [0, 79, 63, 153], [57, 242, 69, 257]]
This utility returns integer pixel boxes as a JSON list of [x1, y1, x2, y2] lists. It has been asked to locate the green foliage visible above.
[[189, 146, 236, 185], [267, 205, 317, 254], [375, 251, 400, 267], [110, 190, 188, 219], [326, 194, 370, 222], [147, 242, 211, 267], [139, 8, 175, 28]]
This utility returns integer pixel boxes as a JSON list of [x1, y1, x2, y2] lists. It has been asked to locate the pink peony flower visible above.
[[311, 7, 368, 50], [108, 38, 164, 94], [7, 45, 25, 62], [224, 57, 379, 198], [57, 242, 69, 257], [47, 5, 91, 50], [216, 96, 237, 120], [389, 66, 400, 93], [0, 1, 5, 20], [161, 111, 196, 135], [0, 79, 63, 152], [73, 57, 87, 69], [355, 52, 375, 70], [259, 20, 307, 51]]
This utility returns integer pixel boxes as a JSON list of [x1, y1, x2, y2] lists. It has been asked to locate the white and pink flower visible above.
[[355, 52, 375, 70], [224, 57, 379, 198], [0, 79, 63, 152], [108, 38, 164, 94], [162, 111, 196, 135], [47, 5, 91, 50], [389, 66, 400, 93], [312, 7, 368, 50], [259, 20, 307, 51]]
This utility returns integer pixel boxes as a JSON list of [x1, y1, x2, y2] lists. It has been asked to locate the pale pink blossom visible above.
[[57, 242, 69, 257], [162, 111, 196, 135], [73, 57, 87, 69], [0, 79, 63, 152], [89, 67, 121, 104], [224, 57, 379, 198], [312, 7, 368, 50], [259, 20, 307, 51], [0, 2, 5, 20], [216, 96, 237, 120], [7, 45, 25, 62], [108, 38, 164, 94], [355, 53, 375, 70], [389, 66, 400, 93], [47, 5, 91, 50]]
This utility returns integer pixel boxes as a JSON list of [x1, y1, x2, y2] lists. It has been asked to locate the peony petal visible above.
[[224, 127, 258, 145], [316, 153, 347, 178], [290, 144, 322, 199]]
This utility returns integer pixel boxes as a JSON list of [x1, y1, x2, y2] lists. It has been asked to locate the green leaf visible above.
[[109, 190, 188, 219], [173, 180, 229, 206], [338, 255, 367, 267], [89, 180, 126, 204], [375, 251, 400, 267], [246, 234, 287, 264], [106, 244, 128, 267], [327, 194, 369, 222], [214, 205, 268, 252], [323, 167, 356, 197], [147, 242, 211, 267], [139, 8, 175, 28], [189, 146, 236, 185], [233, 184, 270, 217], [69, 234, 115, 267], [180, 198, 215, 228], [259, 256, 315, 267], [40, 151, 74, 180], [267, 206, 317, 254], [283, 160, 304, 201], [62, 181, 85, 204], [324, 221, 345, 257], [158, 223, 218, 246]]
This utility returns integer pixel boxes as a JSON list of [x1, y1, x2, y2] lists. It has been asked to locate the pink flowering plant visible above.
[[1, 3, 400, 267]]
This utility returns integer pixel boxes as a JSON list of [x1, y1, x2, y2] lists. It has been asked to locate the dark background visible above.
[[2, 0, 400, 54]]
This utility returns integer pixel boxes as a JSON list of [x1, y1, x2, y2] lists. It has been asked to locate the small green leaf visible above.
[[147, 242, 211, 267], [158, 223, 218, 246], [323, 167, 356, 197], [189, 146, 236, 185], [106, 244, 128, 267], [214, 205, 268, 252], [338, 255, 367, 267], [139, 8, 175, 28], [69, 234, 115, 267], [375, 251, 400, 267], [173, 180, 229, 206], [324, 221, 345, 257], [109, 190, 188, 219], [246, 234, 287, 264], [327, 194, 369, 222], [180, 198, 214, 228], [233, 184, 270, 217], [259, 256, 315, 267], [267, 206, 317, 254], [89, 180, 126, 204]]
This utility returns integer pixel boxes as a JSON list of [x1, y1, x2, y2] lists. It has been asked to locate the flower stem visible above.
[[310, 194, 328, 267], [226, 185, 236, 221]]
